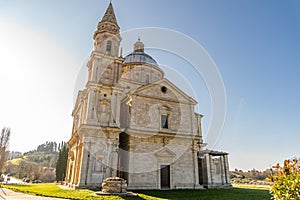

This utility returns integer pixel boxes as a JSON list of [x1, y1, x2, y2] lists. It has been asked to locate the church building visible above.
[[65, 3, 231, 190]]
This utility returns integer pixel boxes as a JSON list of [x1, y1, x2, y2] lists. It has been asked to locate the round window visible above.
[[161, 86, 167, 93]]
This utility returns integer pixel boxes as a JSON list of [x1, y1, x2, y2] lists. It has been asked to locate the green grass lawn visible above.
[[1, 183, 271, 200]]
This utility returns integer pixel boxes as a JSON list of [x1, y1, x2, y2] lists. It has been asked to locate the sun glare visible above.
[[0, 19, 80, 152]]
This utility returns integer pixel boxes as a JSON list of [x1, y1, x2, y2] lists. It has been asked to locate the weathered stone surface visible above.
[[101, 177, 127, 193], [65, 2, 231, 190]]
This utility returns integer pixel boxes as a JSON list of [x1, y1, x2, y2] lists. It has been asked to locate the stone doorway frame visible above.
[[155, 148, 175, 189], [160, 165, 171, 189]]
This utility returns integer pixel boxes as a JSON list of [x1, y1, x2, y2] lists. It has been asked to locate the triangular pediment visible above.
[[133, 78, 197, 105], [155, 148, 176, 157]]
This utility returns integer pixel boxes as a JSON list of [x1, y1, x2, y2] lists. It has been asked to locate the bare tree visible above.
[[0, 127, 11, 171]]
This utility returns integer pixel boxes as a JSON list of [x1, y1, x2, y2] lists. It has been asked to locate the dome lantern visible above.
[[123, 38, 158, 66], [133, 38, 144, 52]]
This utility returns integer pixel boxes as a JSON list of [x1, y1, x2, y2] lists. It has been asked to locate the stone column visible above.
[[110, 88, 122, 127], [110, 141, 119, 177], [68, 163, 73, 184], [87, 89, 98, 124], [220, 156, 225, 184], [90, 91, 94, 119], [91, 59, 97, 82], [191, 145, 199, 188], [224, 155, 231, 184], [73, 144, 80, 184], [70, 159, 76, 185], [105, 140, 113, 178], [94, 59, 99, 82], [79, 141, 92, 187], [65, 154, 71, 184], [209, 155, 214, 186], [75, 143, 82, 185], [115, 90, 121, 127], [71, 142, 80, 185], [204, 154, 212, 186]]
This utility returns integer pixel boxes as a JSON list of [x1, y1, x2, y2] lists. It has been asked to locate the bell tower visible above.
[[93, 2, 121, 57], [84, 2, 124, 127], [66, 3, 123, 189]]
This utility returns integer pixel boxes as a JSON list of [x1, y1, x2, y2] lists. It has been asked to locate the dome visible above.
[[123, 51, 158, 66], [123, 38, 159, 67]]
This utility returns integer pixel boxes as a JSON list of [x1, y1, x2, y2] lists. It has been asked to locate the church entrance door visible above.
[[160, 165, 170, 188]]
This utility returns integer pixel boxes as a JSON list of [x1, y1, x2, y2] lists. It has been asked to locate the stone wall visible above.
[[172, 150, 196, 189]]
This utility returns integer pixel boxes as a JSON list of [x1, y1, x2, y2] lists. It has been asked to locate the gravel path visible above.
[[0, 188, 68, 200]]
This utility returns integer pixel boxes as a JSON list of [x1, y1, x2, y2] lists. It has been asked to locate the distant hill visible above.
[[4, 141, 66, 182], [23, 151, 58, 168], [230, 168, 272, 185]]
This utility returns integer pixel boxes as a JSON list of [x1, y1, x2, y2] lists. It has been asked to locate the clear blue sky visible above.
[[0, 0, 299, 170]]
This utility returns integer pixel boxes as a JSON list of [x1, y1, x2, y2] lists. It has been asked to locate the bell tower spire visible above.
[[93, 2, 121, 57], [94, 2, 120, 36], [101, 2, 119, 27]]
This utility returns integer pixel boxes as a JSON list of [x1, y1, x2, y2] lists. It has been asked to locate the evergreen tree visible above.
[[55, 143, 68, 181], [0, 127, 11, 171]]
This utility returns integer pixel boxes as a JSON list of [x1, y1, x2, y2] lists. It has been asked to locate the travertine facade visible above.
[[65, 3, 231, 190]]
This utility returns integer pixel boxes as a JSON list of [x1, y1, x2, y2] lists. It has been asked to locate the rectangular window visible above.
[[106, 40, 112, 52], [161, 115, 168, 129]]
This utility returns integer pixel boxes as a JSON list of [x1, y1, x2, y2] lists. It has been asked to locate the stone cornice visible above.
[[125, 128, 201, 140]]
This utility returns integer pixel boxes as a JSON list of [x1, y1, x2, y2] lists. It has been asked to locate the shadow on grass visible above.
[[124, 188, 271, 200], [0, 184, 271, 200]]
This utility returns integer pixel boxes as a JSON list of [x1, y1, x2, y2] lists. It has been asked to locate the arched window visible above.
[[106, 40, 112, 52]]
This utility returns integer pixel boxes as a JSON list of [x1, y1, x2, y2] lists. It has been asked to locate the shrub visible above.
[[269, 159, 300, 200]]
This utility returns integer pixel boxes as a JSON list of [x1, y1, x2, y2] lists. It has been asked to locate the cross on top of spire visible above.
[[101, 2, 118, 26], [95, 2, 120, 36]]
